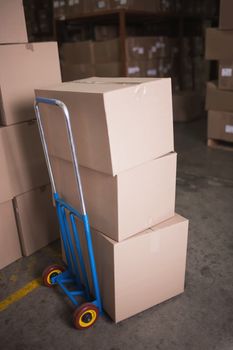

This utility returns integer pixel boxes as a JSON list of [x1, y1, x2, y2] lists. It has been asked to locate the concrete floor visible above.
[[0, 118, 233, 350]]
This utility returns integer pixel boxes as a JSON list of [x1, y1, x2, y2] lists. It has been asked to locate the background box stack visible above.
[[205, 0, 233, 149], [55, 0, 217, 123], [35, 77, 189, 322], [0, 0, 61, 269]]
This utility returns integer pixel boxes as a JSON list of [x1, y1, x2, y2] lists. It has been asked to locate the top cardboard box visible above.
[[0, 42, 61, 126], [35, 77, 174, 176], [0, 0, 28, 44], [219, 0, 233, 30], [205, 28, 233, 60]]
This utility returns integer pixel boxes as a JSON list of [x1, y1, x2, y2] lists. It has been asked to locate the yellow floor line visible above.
[[0, 277, 41, 312]]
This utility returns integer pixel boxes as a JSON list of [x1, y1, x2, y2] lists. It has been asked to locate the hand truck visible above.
[[34, 97, 102, 330]]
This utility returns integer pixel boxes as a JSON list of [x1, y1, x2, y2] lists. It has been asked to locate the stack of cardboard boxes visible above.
[[205, 0, 233, 148], [35, 76, 189, 322], [53, 0, 217, 19], [60, 39, 121, 81], [54, 0, 159, 19], [0, 0, 61, 269], [60, 36, 179, 82]]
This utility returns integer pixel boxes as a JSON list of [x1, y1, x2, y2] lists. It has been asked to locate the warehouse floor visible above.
[[0, 117, 233, 350]]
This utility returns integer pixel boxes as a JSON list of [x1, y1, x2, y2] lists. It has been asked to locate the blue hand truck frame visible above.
[[34, 97, 102, 329]]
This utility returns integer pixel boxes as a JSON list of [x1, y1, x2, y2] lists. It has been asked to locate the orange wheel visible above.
[[73, 303, 99, 330], [42, 265, 65, 287]]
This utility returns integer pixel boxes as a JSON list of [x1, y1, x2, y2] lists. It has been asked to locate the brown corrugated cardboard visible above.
[[219, 0, 233, 30], [173, 91, 204, 122], [60, 41, 94, 64], [60, 39, 120, 64], [0, 200, 22, 269], [14, 185, 59, 256], [0, 0, 28, 44], [0, 121, 49, 203], [206, 81, 233, 112], [205, 28, 233, 60], [126, 38, 147, 61], [219, 61, 233, 90], [35, 77, 174, 175], [61, 62, 95, 82], [126, 37, 172, 61], [0, 42, 61, 126], [208, 110, 233, 143], [51, 152, 176, 241], [64, 213, 188, 322], [95, 62, 121, 77], [126, 61, 146, 77], [94, 39, 120, 63]]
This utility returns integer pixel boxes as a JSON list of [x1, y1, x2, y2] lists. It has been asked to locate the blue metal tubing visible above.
[[61, 208, 83, 290], [83, 215, 103, 315], [55, 197, 73, 275], [36, 97, 59, 106], [54, 192, 102, 314], [70, 214, 91, 301]]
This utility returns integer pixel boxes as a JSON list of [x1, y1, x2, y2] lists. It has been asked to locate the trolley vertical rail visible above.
[[34, 97, 102, 330]]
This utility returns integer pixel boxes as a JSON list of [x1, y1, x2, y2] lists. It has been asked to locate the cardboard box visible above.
[[219, 0, 233, 30], [51, 152, 176, 241], [64, 213, 188, 322], [219, 61, 233, 90], [14, 185, 59, 256], [95, 62, 121, 76], [60, 41, 94, 65], [126, 38, 147, 61], [0, 200, 22, 270], [0, 0, 28, 44], [126, 61, 146, 76], [61, 62, 95, 81], [0, 42, 61, 126], [0, 121, 49, 203], [60, 39, 120, 64], [205, 28, 233, 60], [173, 91, 204, 122], [208, 110, 233, 143], [35, 77, 174, 175], [94, 39, 120, 63], [126, 37, 171, 61], [206, 81, 233, 112]]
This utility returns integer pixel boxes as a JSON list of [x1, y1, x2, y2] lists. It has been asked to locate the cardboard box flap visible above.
[[36, 77, 165, 95]]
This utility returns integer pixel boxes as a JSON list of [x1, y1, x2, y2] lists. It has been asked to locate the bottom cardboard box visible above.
[[208, 110, 233, 143], [173, 91, 204, 122], [0, 200, 22, 270], [62, 213, 188, 323], [14, 185, 59, 256]]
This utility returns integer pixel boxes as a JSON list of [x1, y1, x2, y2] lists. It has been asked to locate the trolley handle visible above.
[[34, 97, 87, 215]]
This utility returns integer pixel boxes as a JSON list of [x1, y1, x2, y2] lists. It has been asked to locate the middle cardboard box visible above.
[[35, 77, 174, 176], [51, 152, 176, 242]]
